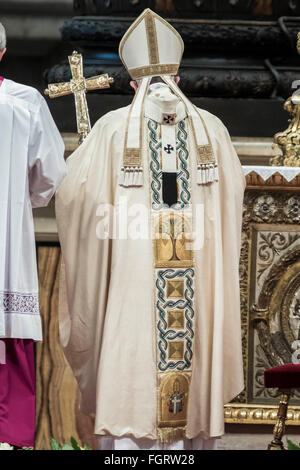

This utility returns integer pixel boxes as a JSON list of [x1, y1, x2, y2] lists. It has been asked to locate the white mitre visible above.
[[118, 8, 218, 187], [119, 8, 183, 80]]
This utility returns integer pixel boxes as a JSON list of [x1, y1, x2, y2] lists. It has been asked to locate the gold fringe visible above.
[[157, 426, 186, 444]]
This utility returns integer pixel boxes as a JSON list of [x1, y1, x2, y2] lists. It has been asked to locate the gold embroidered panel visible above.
[[148, 113, 195, 441], [158, 372, 191, 428], [168, 310, 185, 330], [153, 211, 194, 268]]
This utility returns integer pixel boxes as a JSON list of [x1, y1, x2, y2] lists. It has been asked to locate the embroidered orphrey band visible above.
[[145, 11, 159, 65], [120, 78, 150, 186], [148, 117, 195, 442]]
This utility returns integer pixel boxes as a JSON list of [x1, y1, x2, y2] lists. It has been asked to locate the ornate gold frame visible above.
[[224, 403, 300, 425], [224, 173, 300, 425]]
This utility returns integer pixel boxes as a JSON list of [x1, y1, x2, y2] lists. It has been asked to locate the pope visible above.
[[56, 9, 245, 451]]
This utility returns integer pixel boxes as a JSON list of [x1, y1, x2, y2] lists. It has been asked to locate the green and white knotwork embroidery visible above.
[[156, 268, 195, 372], [148, 119, 191, 210]]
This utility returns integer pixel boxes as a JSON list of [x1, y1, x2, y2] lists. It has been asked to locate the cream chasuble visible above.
[[56, 83, 245, 442], [56, 8, 245, 444]]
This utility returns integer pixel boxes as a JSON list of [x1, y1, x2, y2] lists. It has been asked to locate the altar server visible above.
[[0, 22, 66, 448]]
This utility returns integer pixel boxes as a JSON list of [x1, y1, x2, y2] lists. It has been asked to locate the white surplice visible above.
[[0, 78, 66, 340]]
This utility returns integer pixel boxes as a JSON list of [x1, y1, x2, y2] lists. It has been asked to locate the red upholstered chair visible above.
[[264, 364, 300, 450]]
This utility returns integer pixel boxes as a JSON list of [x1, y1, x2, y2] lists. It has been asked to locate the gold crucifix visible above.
[[45, 50, 114, 144]]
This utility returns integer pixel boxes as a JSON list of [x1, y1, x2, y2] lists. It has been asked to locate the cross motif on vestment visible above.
[[164, 144, 174, 154]]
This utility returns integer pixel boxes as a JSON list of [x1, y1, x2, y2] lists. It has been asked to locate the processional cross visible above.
[[45, 51, 114, 144]]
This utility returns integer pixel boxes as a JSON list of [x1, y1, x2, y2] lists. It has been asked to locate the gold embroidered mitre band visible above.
[[118, 9, 218, 187], [119, 9, 183, 81]]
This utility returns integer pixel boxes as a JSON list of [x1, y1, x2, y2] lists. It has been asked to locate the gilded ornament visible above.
[[45, 51, 114, 144], [271, 34, 300, 167], [227, 190, 300, 425], [271, 96, 300, 167]]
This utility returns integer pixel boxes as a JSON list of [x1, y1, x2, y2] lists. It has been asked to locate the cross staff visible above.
[[45, 51, 114, 144]]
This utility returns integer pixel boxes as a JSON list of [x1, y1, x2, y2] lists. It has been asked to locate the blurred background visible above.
[[2, 0, 300, 137]]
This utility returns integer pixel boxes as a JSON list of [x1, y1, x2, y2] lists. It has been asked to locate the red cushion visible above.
[[264, 364, 300, 389]]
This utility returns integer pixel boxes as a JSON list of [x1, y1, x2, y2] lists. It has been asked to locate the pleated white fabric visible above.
[[98, 436, 218, 451], [243, 165, 300, 182]]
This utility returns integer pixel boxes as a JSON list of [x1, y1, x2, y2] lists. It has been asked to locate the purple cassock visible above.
[[0, 339, 35, 447]]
